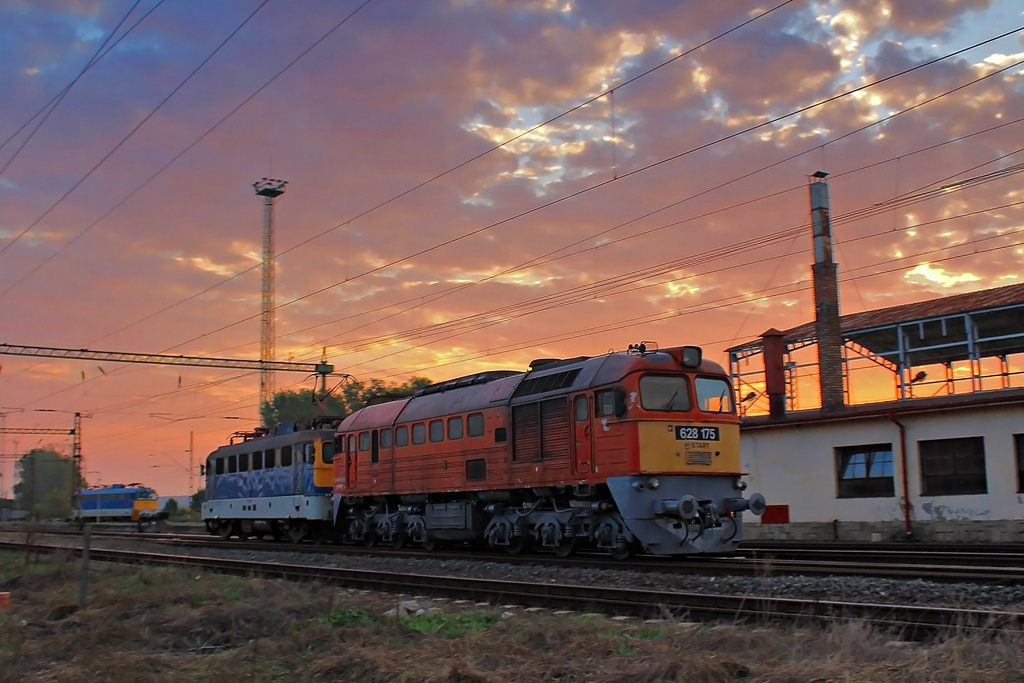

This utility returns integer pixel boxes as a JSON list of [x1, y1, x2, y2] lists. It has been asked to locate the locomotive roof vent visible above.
[[529, 358, 560, 369]]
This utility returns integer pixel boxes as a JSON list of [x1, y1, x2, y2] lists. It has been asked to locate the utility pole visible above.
[[253, 178, 287, 413]]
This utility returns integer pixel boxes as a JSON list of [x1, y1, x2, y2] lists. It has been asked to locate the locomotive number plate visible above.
[[674, 425, 720, 441]]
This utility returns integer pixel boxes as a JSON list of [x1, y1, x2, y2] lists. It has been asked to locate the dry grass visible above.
[[2, 550, 1024, 682]]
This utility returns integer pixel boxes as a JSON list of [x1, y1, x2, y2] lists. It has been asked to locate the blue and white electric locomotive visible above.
[[75, 483, 163, 524], [201, 418, 339, 542]]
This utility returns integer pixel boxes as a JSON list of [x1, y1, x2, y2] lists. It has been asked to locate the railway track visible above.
[[2, 539, 1020, 639], [26, 526, 1024, 584]]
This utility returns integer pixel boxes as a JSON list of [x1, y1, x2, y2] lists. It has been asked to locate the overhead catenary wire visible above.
[[114, 26, 1024, 364]]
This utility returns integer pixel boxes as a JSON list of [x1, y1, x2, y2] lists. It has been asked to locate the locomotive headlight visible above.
[[648, 477, 661, 490]]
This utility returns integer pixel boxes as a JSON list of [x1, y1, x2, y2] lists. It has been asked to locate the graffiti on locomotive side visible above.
[[674, 425, 720, 441]]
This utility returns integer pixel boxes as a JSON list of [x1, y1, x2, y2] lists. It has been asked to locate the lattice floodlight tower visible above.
[[253, 178, 287, 410]]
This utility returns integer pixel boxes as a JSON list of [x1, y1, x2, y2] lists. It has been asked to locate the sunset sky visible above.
[[1, 0, 1022, 497]]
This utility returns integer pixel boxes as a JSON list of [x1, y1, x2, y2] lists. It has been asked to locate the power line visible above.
[[0, 0, 274, 265], [40, 1, 794, 349]]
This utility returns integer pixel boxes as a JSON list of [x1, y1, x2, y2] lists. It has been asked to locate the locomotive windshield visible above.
[[639, 375, 691, 411], [695, 376, 734, 413]]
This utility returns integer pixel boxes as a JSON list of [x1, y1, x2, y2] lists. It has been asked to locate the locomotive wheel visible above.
[[362, 530, 378, 547], [608, 542, 635, 561], [505, 535, 527, 556], [391, 532, 407, 549], [287, 522, 307, 544], [553, 537, 576, 559], [421, 536, 439, 552], [217, 521, 233, 540]]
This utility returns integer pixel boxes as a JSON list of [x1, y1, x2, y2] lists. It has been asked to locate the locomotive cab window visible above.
[[253, 451, 263, 470], [281, 445, 292, 467], [359, 432, 371, 452], [596, 389, 625, 417], [265, 449, 276, 468], [239, 453, 249, 472], [322, 440, 335, 464], [639, 376, 691, 411], [695, 376, 734, 413], [228, 455, 237, 473], [215, 458, 225, 475]]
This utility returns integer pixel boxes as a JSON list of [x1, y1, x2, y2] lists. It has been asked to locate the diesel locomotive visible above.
[[202, 342, 765, 557]]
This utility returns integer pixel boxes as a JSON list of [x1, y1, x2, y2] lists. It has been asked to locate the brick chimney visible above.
[[809, 171, 845, 411]]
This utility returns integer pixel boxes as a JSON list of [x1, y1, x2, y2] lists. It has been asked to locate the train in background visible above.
[[202, 342, 765, 556], [74, 483, 165, 525]]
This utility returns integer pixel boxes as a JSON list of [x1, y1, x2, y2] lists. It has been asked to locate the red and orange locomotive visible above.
[[334, 342, 764, 557]]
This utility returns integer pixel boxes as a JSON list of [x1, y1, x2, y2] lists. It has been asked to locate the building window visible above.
[[836, 444, 894, 498], [919, 436, 987, 496], [1015, 434, 1024, 493]]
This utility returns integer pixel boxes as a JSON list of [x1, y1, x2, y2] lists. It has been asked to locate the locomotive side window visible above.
[[380, 428, 393, 449], [468, 413, 485, 437], [281, 445, 293, 467], [412, 423, 426, 445], [695, 377, 733, 413], [596, 390, 617, 417], [215, 458, 225, 475], [396, 425, 409, 447], [429, 420, 444, 443], [265, 448, 276, 468], [239, 453, 249, 471], [228, 455, 237, 473], [495, 427, 507, 442], [253, 451, 263, 470], [322, 439, 335, 464], [304, 442, 316, 464], [466, 458, 486, 481], [448, 416, 463, 440], [347, 434, 355, 455], [574, 395, 588, 421], [639, 376, 691, 411], [359, 432, 371, 451]]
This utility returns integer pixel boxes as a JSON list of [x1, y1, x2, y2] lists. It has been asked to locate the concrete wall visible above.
[[740, 402, 1024, 542]]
